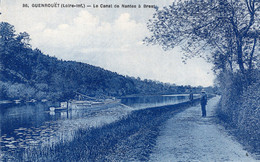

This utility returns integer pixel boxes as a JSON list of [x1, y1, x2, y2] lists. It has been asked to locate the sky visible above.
[[0, 0, 215, 86]]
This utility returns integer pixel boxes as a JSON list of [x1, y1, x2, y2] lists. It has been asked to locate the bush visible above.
[[238, 81, 260, 152], [217, 70, 260, 154]]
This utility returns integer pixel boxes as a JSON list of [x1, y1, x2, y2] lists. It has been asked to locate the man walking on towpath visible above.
[[200, 89, 207, 117]]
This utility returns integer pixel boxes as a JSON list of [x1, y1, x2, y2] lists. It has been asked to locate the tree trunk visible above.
[[248, 38, 257, 71], [236, 37, 245, 73]]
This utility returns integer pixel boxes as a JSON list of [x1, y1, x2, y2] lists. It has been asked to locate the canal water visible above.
[[120, 94, 190, 110], [0, 94, 192, 157]]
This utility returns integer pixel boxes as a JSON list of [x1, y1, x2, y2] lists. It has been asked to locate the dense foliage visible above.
[[145, 0, 259, 154], [144, 0, 259, 72], [217, 70, 260, 153], [0, 22, 198, 101]]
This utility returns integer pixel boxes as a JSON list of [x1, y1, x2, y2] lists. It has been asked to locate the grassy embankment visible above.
[[4, 99, 204, 161]]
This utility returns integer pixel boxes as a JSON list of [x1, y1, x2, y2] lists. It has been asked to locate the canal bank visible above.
[[2, 95, 203, 161]]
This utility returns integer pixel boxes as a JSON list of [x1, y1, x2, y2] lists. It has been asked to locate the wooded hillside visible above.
[[0, 22, 197, 101]]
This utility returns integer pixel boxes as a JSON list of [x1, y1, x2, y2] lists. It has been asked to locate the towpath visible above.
[[149, 96, 258, 162]]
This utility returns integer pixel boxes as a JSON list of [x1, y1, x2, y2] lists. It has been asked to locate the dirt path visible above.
[[149, 96, 258, 162]]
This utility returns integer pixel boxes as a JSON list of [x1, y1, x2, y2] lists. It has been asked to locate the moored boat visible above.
[[67, 99, 121, 109]]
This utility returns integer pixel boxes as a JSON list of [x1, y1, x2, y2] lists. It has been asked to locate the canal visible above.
[[0, 94, 194, 160]]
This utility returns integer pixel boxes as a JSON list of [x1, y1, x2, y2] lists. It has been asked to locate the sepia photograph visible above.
[[0, 0, 259, 161]]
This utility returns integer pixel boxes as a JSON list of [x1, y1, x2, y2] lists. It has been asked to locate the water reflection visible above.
[[120, 94, 190, 109], [0, 102, 131, 157], [0, 94, 192, 158]]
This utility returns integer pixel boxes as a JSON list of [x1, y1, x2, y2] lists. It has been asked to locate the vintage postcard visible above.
[[0, 0, 259, 161]]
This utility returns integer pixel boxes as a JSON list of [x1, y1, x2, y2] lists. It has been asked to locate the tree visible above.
[[144, 1, 260, 151], [0, 22, 32, 73], [0, 22, 16, 69], [144, 0, 259, 74], [0, 22, 16, 45], [16, 32, 31, 49]]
